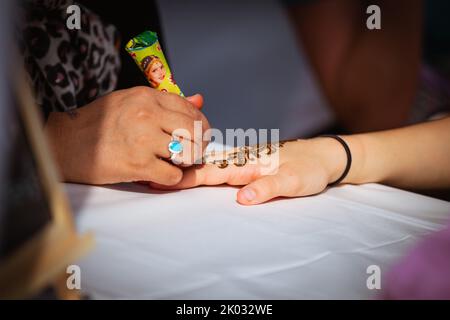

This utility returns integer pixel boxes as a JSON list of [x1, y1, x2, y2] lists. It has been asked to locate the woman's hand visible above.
[[45, 86, 210, 185], [150, 138, 349, 205]]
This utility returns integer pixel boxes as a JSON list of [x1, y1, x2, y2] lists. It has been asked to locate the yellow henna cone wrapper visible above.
[[125, 31, 184, 96]]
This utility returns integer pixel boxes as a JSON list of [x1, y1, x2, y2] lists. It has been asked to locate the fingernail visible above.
[[241, 188, 256, 202]]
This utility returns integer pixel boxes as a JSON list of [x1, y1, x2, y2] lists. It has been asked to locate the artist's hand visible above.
[[45, 86, 210, 185], [150, 138, 348, 205]]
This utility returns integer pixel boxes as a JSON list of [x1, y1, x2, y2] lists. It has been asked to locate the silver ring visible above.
[[168, 137, 183, 164]]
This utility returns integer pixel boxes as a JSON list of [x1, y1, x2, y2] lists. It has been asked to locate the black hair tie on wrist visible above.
[[320, 135, 352, 187]]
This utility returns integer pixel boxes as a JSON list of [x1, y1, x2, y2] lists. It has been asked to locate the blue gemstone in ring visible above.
[[168, 140, 183, 154]]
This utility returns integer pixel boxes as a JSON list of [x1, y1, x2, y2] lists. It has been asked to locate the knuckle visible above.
[[179, 142, 195, 163], [183, 99, 198, 113], [284, 174, 303, 196], [186, 106, 200, 120], [131, 86, 151, 98], [136, 100, 163, 120], [200, 114, 211, 131], [129, 155, 152, 174], [267, 176, 280, 194], [133, 106, 151, 119], [162, 93, 199, 116], [134, 86, 154, 97], [133, 133, 151, 147], [253, 176, 278, 198], [291, 183, 306, 196], [173, 116, 195, 135], [158, 92, 178, 105], [165, 168, 183, 185]]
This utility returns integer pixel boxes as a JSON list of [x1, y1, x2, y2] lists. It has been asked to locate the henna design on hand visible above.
[[202, 141, 287, 169]]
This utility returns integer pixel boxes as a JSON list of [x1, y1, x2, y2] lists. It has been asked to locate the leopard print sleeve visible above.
[[19, 0, 121, 119]]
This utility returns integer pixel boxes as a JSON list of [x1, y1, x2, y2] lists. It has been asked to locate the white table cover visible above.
[[68, 182, 450, 299]]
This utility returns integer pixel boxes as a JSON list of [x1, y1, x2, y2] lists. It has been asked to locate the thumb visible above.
[[237, 167, 302, 205], [186, 94, 204, 110], [237, 175, 282, 205]]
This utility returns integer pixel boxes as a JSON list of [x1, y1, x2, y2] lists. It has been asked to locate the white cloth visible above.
[[156, 0, 333, 140], [69, 182, 450, 299]]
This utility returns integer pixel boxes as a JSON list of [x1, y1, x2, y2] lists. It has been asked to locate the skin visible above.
[[289, 0, 422, 132], [146, 61, 166, 88], [45, 86, 209, 185], [151, 117, 450, 206], [43, 1, 424, 189]]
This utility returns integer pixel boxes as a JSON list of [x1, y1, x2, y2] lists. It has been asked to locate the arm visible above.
[[151, 117, 450, 205], [288, 0, 422, 132], [341, 116, 450, 189]]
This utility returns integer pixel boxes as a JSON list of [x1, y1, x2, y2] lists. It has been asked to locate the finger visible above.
[[237, 175, 280, 205], [157, 91, 203, 120], [159, 109, 197, 137], [143, 159, 183, 186], [150, 165, 209, 190], [157, 92, 210, 138], [237, 167, 300, 205], [159, 110, 207, 156], [154, 132, 197, 163], [150, 162, 261, 190], [162, 137, 204, 166], [186, 94, 204, 110], [153, 132, 173, 159], [135, 181, 149, 185], [170, 141, 203, 166]]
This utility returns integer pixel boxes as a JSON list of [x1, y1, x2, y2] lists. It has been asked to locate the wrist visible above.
[[45, 111, 83, 182], [310, 136, 349, 185], [45, 112, 66, 176]]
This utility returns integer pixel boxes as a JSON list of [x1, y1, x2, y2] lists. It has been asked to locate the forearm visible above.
[[338, 117, 450, 189], [153, 118, 449, 205]]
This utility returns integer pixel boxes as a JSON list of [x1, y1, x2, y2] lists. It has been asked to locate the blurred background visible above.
[[1, 0, 450, 299]]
